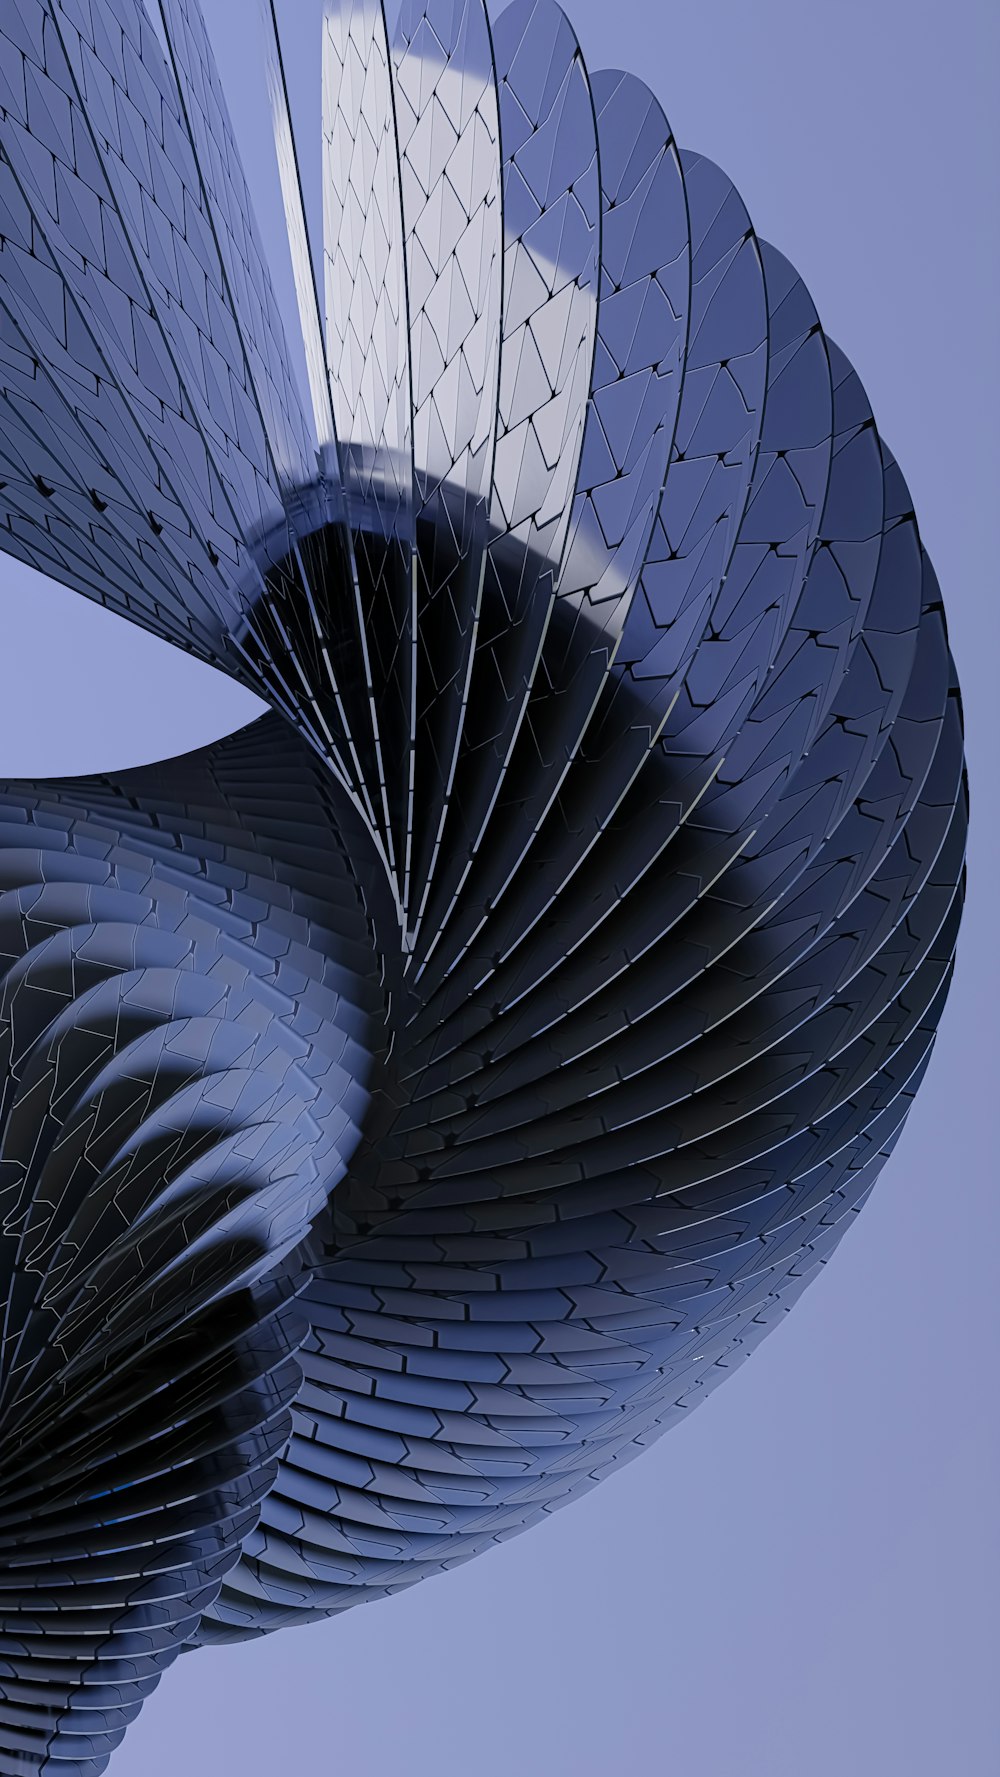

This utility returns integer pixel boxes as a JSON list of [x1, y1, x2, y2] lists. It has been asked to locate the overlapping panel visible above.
[[323, 0, 416, 903], [158, 0, 317, 493], [412, 0, 601, 971], [391, 0, 503, 932], [157, 0, 408, 852], [204, 564, 964, 1633], [259, 0, 341, 464], [0, 0, 367, 798], [618, 149, 770, 717], [406, 69, 690, 989], [0, 0, 968, 1760], [43, 0, 287, 550], [559, 70, 690, 625], [407, 143, 770, 1023], [0, 720, 382, 1772], [0, 2, 248, 656], [323, 0, 414, 527]]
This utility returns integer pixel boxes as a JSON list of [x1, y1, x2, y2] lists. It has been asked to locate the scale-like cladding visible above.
[[0, 725, 383, 1772], [0, 0, 966, 1767]]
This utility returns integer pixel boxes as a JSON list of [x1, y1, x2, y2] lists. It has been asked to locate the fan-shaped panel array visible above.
[[0, 0, 966, 1768]]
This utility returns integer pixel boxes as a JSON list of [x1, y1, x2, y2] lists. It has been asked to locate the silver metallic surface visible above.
[[0, 2, 967, 1767]]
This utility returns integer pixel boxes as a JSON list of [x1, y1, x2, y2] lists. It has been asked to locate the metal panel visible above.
[[259, 0, 341, 466], [409, 70, 690, 992], [412, 0, 601, 973], [391, 0, 503, 933], [323, 0, 416, 902], [158, 0, 317, 494], [0, 2, 968, 1756]]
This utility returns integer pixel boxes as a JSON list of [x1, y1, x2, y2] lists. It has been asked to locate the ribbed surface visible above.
[[0, 0, 966, 1764], [205, 471, 966, 1636], [0, 722, 382, 1768]]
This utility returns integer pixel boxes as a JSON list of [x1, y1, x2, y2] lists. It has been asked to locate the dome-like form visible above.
[[0, 0, 966, 1768]]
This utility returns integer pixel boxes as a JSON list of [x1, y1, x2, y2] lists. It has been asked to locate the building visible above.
[[0, 0, 967, 1769]]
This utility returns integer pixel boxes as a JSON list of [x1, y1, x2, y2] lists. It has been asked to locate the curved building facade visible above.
[[0, 0, 967, 1769]]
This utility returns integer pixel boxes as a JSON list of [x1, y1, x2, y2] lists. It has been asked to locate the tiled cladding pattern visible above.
[[0, 722, 383, 1773], [0, 0, 966, 1768]]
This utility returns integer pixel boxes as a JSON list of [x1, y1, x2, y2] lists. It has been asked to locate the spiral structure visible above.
[[0, 0, 966, 1768]]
